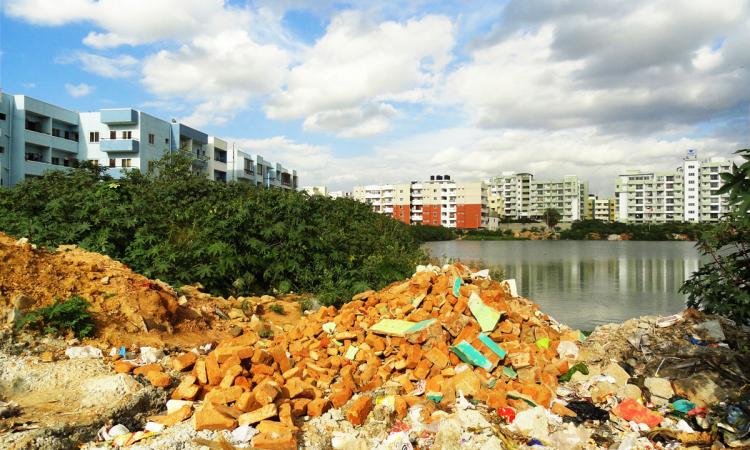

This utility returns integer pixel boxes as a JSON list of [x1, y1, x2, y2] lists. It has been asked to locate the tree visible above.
[[681, 149, 750, 324], [542, 208, 562, 230]]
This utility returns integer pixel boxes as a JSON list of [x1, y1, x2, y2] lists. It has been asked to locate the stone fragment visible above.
[[307, 398, 331, 417], [146, 371, 171, 388], [252, 431, 297, 450], [114, 361, 135, 373], [238, 403, 278, 426], [149, 404, 193, 427], [172, 352, 197, 371], [195, 402, 238, 431]]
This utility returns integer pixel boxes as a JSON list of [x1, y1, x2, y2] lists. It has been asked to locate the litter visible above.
[[368, 318, 436, 337], [65, 346, 103, 359], [612, 399, 663, 428], [467, 292, 503, 332]]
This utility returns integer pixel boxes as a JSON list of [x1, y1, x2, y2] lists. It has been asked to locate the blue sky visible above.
[[1, 0, 748, 194]]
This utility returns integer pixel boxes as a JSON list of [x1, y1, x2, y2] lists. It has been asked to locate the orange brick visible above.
[[425, 347, 449, 369], [253, 380, 281, 405], [149, 404, 193, 427], [146, 371, 171, 388], [271, 346, 292, 373], [251, 431, 297, 450], [195, 401, 237, 431], [172, 352, 198, 371], [345, 395, 373, 426], [114, 361, 134, 373], [238, 403, 278, 426], [195, 359, 208, 385], [133, 363, 162, 376], [206, 356, 223, 386], [329, 386, 353, 408], [307, 398, 330, 417], [394, 395, 407, 419]]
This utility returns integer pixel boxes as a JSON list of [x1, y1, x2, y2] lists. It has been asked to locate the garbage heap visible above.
[[135, 263, 581, 448]]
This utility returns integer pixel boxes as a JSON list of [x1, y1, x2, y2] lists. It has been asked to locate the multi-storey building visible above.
[[586, 195, 616, 222], [615, 151, 731, 223], [529, 175, 587, 222], [353, 175, 489, 229], [488, 172, 533, 220], [0, 92, 298, 189]]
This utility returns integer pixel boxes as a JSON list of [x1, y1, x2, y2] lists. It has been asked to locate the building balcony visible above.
[[101, 109, 138, 125], [101, 138, 139, 153]]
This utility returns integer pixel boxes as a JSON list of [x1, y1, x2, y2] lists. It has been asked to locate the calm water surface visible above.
[[423, 240, 704, 330]]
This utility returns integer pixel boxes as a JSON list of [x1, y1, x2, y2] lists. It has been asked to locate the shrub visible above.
[[269, 304, 285, 315], [0, 154, 425, 307], [681, 149, 750, 324], [16, 295, 96, 339]]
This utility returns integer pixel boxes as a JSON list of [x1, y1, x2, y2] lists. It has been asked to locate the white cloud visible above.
[[5, 0, 244, 48], [57, 52, 138, 78], [265, 11, 454, 136], [142, 30, 289, 127], [64, 82, 94, 97]]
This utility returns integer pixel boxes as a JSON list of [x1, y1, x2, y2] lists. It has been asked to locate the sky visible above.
[[0, 0, 748, 195]]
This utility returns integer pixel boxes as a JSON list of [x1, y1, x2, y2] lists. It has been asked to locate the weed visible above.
[[269, 303, 285, 315], [16, 295, 96, 339], [299, 298, 315, 312], [258, 328, 274, 339]]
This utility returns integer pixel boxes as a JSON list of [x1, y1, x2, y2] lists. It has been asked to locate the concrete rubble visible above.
[[2, 233, 750, 449]]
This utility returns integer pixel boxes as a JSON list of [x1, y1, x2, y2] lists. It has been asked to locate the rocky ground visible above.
[[1, 233, 749, 449]]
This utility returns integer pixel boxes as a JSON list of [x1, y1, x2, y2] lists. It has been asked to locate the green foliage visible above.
[[460, 228, 521, 241], [0, 154, 425, 307], [560, 220, 707, 240], [269, 304, 285, 315], [410, 224, 457, 242], [681, 149, 750, 324], [542, 208, 562, 230], [16, 296, 95, 339], [258, 328, 274, 339], [299, 298, 315, 312]]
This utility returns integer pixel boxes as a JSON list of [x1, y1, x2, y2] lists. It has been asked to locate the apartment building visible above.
[[0, 92, 298, 189], [529, 175, 587, 222], [353, 175, 489, 229], [586, 195, 616, 222], [488, 172, 533, 220], [615, 151, 731, 223]]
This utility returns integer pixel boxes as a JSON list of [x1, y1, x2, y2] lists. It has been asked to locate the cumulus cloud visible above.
[[64, 82, 94, 97], [142, 30, 290, 127], [265, 11, 455, 136], [5, 0, 244, 48], [448, 0, 750, 133], [57, 52, 138, 78]]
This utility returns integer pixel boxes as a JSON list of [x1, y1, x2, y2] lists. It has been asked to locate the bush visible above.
[[0, 154, 425, 307], [269, 304, 285, 315], [681, 149, 750, 324], [16, 295, 96, 338], [410, 224, 456, 242]]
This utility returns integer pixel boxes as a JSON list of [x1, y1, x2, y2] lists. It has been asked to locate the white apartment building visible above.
[[586, 195, 615, 222], [0, 92, 298, 189], [353, 175, 489, 229], [615, 151, 731, 223], [488, 172, 586, 222], [529, 175, 588, 222], [488, 172, 533, 220]]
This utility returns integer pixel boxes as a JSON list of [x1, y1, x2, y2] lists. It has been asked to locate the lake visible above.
[[422, 240, 703, 330]]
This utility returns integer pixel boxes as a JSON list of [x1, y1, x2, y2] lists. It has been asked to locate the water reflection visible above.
[[422, 241, 703, 330]]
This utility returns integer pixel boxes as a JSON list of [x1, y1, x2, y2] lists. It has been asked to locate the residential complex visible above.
[[353, 150, 734, 229], [301, 185, 353, 199], [615, 150, 732, 223], [353, 175, 489, 229], [487, 173, 588, 222], [586, 195, 616, 222], [0, 92, 298, 189]]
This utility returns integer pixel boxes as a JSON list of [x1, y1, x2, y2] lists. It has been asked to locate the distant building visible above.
[[302, 185, 328, 196], [0, 92, 298, 189], [586, 195, 616, 222], [353, 175, 489, 229], [487, 172, 587, 222], [615, 151, 732, 223]]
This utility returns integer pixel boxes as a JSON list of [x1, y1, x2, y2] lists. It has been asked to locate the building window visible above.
[[148, 133, 155, 144], [51, 157, 60, 165], [52, 128, 61, 137], [110, 130, 116, 139], [89, 131, 100, 142], [0, 113, 6, 120], [122, 131, 132, 139], [109, 159, 116, 168], [165, 138, 169, 144], [63, 158, 70, 167], [122, 158, 132, 168], [90, 159, 99, 167], [0, 146, 3, 154]]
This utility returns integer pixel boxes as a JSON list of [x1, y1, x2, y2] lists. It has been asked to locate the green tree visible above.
[[681, 149, 750, 324], [542, 208, 562, 230]]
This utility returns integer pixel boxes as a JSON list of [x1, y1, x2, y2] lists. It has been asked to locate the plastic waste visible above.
[[557, 340, 579, 359], [230, 424, 258, 444], [497, 407, 516, 423], [144, 422, 164, 433], [565, 401, 609, 422], [558, 362, 588, 382], [379, 431, 413, 450], [694, 320, 725, 341], [510, 406, 549, 440], [65, 345, 103, 359], [140, 347, 165, 363], [612, 399, 663, 428], [671, 399, 696, 414]]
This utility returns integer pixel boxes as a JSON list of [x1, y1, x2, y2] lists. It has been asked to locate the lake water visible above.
[[423, 240, 704, 330]]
